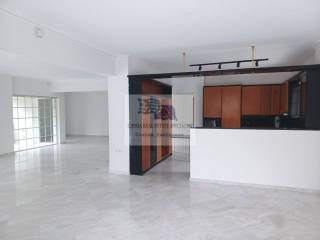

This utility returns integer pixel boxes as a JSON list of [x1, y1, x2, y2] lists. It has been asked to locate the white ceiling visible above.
[[1, 0, 320, 56], [0, 0, 319, 77], [0, 50, 102, 81]]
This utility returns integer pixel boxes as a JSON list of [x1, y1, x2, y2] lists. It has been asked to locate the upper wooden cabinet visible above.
[[242, 85, 281, 116], [260, 86, 272, 115], [270, 85, 281, 115], [242, 86, 261, 115], [221, 86, 241, 128], [280, 81, 289, 114], [203, 87, 222, 118]]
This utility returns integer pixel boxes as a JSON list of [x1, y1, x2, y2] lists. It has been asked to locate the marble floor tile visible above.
[[0, 136, 320, 240]]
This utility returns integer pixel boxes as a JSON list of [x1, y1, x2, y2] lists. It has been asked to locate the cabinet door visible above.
[[141, 96, 151, 172], [222, 86, 241, 128], [242, 86, 261, 115], [260, 86, 272, 115], [270, 85, 281, 115], [203, 87, 222, 118], [280, 81, 289, 114]]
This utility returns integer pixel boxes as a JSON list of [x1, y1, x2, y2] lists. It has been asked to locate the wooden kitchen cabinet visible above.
[[270, 85, 281, 115], [260, 86, 272, 115], [280, 81, 289, 114], [242, 85, 280, 115], [221, 86, 241, 128], [242, 86, 261, 115], [203, 87, 222, 118]]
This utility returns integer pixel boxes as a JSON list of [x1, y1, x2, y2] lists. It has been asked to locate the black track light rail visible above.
[[190, 58, 269, 70]]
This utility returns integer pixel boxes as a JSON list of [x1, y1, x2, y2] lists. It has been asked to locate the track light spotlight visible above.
[[190, 58, 268, 70]]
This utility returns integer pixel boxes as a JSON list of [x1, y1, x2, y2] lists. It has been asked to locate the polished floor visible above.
[[0, 136, 320, 240]]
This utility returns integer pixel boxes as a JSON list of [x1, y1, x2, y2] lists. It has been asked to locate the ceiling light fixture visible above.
[[191, 58, 268, 71]]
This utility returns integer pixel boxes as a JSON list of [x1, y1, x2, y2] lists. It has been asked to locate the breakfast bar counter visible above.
[[190, 128, 320, 191]]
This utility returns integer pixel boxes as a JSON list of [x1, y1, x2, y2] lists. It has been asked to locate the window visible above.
[[12, 96, 57, 151]]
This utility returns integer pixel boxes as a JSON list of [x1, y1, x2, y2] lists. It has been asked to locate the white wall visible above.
[[172, 77, 204, 128], [56, 93, 66, 143], [190, 129, 320, 191], [0, 75, 14, 155], [108, 55, 130, 174], [50, 78, 108, 93], [65, 92, 108, 136], [12, 77, 54, 96]]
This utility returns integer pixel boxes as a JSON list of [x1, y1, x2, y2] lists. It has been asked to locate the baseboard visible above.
[[189, 177, 320, 194], [108, 169, 129, 175], [66, 134, 109, 137]]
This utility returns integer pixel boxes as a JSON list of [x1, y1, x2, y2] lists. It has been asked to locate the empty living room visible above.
[[1, 0, 320, 239]]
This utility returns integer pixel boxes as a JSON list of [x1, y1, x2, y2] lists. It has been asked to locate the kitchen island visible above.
[[190, 128, 320, 191]]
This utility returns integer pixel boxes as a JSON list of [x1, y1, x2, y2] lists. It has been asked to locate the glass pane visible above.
[[19, 140, 27, 150], [13, 119, 19, 129], [26, 108, 33, 118], [19, 129, 26, 140], [12, 108, 18, 119], [53, 136, 57, 143], [33, 98, 38, 108], [39, 118, 45, 128], [18, 108, 25, 118], [40, 128, 46, 137], [45, 118, 52, 127], [53, 127, 57, 136], [14, 130, 19, 140], [53, 118, 57, 127], [46, 127, 52, 136], [46, 136, 53, 142], [18, 119, 26, 129], [45, 99, 51, 108], [32, 118, 39, 128], [26, 128, 33, 139], [18, 97, 25, 107], [25, 97, 33, 107], [26, 118, 32, 128], [32, 108, 38, 117], [40, 136, 46, 142], [14, 142, 19, 151], [33, 128, 40, 138], [33, 138, 40, 147], [13, 97, 18, 107], [39, 99, 45, 108], [27, 139, 33, 149]]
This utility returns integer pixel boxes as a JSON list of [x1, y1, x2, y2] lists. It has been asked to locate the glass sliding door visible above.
[[12, 96, 57, 152]]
